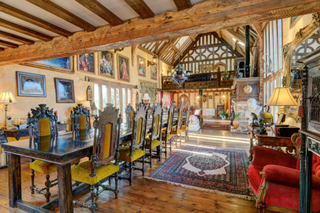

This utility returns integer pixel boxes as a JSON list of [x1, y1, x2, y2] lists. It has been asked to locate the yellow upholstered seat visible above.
[[162, 133, 173, 140], [172, 125, 181, 134], [181, 125, 189, 131], [71, 160, 119, 185], [30, 159, 80, 176], [145, 139, 161, 149], [119, 146, 146, 162]]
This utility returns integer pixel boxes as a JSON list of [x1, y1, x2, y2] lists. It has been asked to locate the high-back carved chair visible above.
[[172, 101, 184, 146], [71, 103, 91, 133], [181, 104, 191, 140], [161, 101, 175, 157], [125, 103, 135, 128], [71, 104, 121, 212], [28, 104, 59, 202], [145, 104, 163, 167], [119, 102, 148, 185]]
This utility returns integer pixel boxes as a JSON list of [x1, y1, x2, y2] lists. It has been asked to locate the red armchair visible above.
[[248, 134, 320, 212]]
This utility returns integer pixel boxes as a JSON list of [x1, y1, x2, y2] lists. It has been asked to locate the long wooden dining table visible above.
[[2, 116, 173, 213]]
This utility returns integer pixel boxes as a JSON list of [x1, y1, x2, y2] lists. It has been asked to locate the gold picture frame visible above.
[[22, 56, 74, 74], [99, 50, 115, 78], [117, 53, 130, 82], [200, 64, 213, 72], [137, 55, 146, 77]]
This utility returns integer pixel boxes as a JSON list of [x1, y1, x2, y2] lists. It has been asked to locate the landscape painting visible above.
[[22, 57, 73, 73], [16, 71, 47, 97]]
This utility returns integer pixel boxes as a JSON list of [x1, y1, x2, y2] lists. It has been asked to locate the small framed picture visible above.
[[78, 53, 95, 73], [151, 64, 157, 80], [54, 78, 75, 103], [137, 56, 146, 77], [118, 54, 130, 82], [276, 113, 285, 125], [16, 71, 47, 97], [209, 95, 212, 99], [200, 64, 213, 72], [99, 51, 114, 78]]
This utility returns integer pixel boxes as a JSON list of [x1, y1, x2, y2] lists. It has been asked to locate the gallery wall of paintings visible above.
[[0, 46, 162, 127]]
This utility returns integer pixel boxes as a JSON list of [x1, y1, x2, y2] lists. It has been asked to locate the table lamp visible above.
[[266, 87, 298, 125], [0, 92, 17, 129]]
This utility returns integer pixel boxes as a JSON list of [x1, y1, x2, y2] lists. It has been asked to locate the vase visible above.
[[233, 119, 240, 129]]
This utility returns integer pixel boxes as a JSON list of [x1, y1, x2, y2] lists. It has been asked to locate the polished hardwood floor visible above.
[[0, 127, 258, 213]]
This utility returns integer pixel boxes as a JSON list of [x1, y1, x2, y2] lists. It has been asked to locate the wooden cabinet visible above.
[[298, 48, 320, 212]]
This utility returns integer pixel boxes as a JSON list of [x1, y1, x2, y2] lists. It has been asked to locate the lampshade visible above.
[[78, 101, 91, 108], [143, 93, 150, 100], [266, 87, 298, 106], [0, 92, 17, 104]]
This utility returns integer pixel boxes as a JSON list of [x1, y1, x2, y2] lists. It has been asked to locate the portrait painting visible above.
[[22, 56, 73, 73], [99, 51, 114, 78], [200, 64, 213, 72], [54, 78, 75, 103], [16, 71, 46, 97], [151, 64, 157, 80], [118, 54, 130, 82], [87, 85, 93, 104], [78, 53, 94, 73], [138, 56, 146, 77]]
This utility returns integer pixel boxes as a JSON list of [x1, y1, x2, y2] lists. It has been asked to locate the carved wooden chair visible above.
[[145, 104, 163, 167], [71, 103, 91, 134], [181, 104, 191, 140], [71, 104, 121, 212], [161, 102, 175, 158], [172, 102, 184, 146], [119, 102, 147, 185], [28, 104, 59, 202], [125, 103, 135, 128]]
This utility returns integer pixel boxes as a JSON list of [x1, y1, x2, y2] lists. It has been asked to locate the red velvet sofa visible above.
[[248, 145, 320, 212]]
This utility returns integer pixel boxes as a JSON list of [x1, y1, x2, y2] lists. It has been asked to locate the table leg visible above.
[[249, 138, 253, 161], [57, 163, 73, 213], [8, 153, 21, 208]]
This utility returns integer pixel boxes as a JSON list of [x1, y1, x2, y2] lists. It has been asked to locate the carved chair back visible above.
[[71, 103, 91, 132], [166, 101, 175, 136], [27, 104, 58, 138], [91, 104, 121, 172], [125, 104, 135, 128], [184, 104, 191, 128], [150, 104, 163, 141], [131, 103, 148, 150], [176, 101, 184, 130]]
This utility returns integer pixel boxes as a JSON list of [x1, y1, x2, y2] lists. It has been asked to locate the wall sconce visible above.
[[147, 60, 156, 66], [153, 55, 157, 63]]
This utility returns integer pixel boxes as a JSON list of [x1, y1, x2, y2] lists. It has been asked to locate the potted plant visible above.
[[233, 112, 242, 130], [222, 70, 229, 81], [218, 111, 229, 120]]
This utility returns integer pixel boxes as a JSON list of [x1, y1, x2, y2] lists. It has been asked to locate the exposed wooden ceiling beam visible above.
[[0, 40, 19, 48], [123, 0, 154, 19], [173, 0, 192, 11], [1, 0, 320, 65], [26, 0, 96, 32], [252, 23, 264, 39], [0, 47, 4, 51], [75, 0, 123, 26], [0, 31, 34, 45], [173, 35, 200, 67], [226, 28, 254, 45], [190, 35, 196, 42], [0, 18, 52, 41], [138, 45, 158, 57], [0, 2, 72, 37], [211, 32, 243, 57]]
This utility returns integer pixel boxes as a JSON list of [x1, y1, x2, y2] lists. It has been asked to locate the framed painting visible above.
[[16, 71, 47, 97], [137, 56, 146, 77], [151, 64, 157, 80], [118, 54, 130, 82], [99, 51, 114, 78], [22, 56, 73, 73], [200, 64, 213, 72], [54, 78, 75, 103], [78, 53, 95, 73], [87, 85, 93, 103]]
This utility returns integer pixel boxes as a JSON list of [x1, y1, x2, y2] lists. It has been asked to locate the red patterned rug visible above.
[[201, 123, 230, 130], [146, 145, 251, 199]]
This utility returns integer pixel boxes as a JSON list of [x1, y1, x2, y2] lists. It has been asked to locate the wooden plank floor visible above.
[[0, 129, 258, 213]]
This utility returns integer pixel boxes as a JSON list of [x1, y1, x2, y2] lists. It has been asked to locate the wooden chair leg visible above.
[[165, 139, 168, 158], [88, 184, 96, 213], [30, 169, 35, 194], [142, 155, 145, 176], [150, 149, 153, 168], [129, 162, 133, 186], [45, 175, 51, 202], [115, 172, 119, 199], [170, 138, 172, 153], [159, 145, 162, 162]]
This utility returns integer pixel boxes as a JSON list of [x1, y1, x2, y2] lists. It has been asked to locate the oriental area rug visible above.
[[146, 145, 252, 200], [201, 123, 230, 130]]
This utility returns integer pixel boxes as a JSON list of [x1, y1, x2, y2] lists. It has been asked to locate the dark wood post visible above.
[[57, 163, 73, 213], [8, 153, 21, 207], [245, 25, 250, 78]]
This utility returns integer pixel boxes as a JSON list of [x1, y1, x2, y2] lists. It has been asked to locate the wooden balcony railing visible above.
[[162, 70, 236, 90]]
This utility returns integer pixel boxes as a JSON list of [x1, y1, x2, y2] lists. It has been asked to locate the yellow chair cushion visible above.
[[79, 115, 87, 130], [39, 118, 51, 137], [30, 159, 80, 175], [162, 133, 172, 141], [129, 111, 133, 128], [145, 139, 161, 149], [103, 123, 112, 159], [181, 125, 189, 131], [71, 160, 119, 185], [172, 125, 181, 135], [119, 146, 146, 162]]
